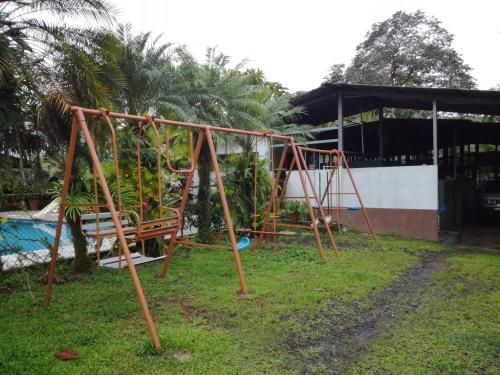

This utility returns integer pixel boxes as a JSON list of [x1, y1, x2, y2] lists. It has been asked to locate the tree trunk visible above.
[[196, 144, 213, 243], [67, 216, 91, 273], [34, 149, 43, 188], [15, 128, 27, 191]]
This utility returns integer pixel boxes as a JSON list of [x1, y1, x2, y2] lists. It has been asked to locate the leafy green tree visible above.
[[112, 23, 174, 115], [1, 0, 118, 273], [223, 151, 272, 230], [40, 31, 126, 272], [171, 48, 264, 242], [324, 64, 346, 83], [169, 49, 300, 242], [327, 10, 476, 89]]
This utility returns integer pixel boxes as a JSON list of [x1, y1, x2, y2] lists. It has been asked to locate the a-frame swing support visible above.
[[44, 106, 375, 350], [294, 146, 376, 240]]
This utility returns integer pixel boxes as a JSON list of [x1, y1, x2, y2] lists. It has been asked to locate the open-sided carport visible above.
[[284, 82, 500, 242]]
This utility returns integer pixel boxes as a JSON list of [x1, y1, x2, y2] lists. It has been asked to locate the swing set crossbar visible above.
[[236, 228, 296, 236]]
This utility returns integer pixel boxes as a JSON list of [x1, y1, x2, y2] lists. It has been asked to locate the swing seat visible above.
[[81, 211, 137, 239], [225, 236, 251, 252], [235, 237, 251, 252], [80, 208, 180, 242], [134, 208, 180, 241], [347, 207, 361, 211]]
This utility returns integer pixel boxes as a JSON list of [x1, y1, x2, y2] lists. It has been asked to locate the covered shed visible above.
[[284, 82, 500, 241]]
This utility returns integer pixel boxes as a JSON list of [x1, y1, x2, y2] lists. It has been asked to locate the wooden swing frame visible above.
[[44, 106, 375, 350]]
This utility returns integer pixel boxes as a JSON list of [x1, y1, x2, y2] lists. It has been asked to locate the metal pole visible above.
[[205, 128, 249, 294], [75, 109, 161, 349], [289, 142, 326, 259], [161, 131, 205, 277], [337, 92, 343, 152], [433, 100, 438, 166], [361, 123, 365, 154], [44, 118, 79, 305], [297, 147, 340, 257], [378, 107, 384, 160], [70, 106, 291, 141]]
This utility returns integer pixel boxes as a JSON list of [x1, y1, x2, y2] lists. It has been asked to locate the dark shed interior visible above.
[[285, 82, 500, 237]]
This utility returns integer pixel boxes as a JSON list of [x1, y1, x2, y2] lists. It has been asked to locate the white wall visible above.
[[216, 138, 269, 159], [285, 165, 438, 210]]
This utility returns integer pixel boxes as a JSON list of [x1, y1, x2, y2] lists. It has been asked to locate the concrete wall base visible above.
[[327, 208, 439, 241]]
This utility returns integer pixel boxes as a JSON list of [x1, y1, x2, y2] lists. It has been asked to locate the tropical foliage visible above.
[[223, 149, 273, 230], [326, 10, 476, 89], [0, 1, 299, 271]]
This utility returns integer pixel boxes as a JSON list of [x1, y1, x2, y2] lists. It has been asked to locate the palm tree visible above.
[[170, 48, 298, 242], [39, 30, 126, 272], [1, 1, 118, 273], [111, 23, 175, 116]]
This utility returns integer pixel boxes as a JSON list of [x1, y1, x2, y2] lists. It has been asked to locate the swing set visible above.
[[44, 106, 375, 349]]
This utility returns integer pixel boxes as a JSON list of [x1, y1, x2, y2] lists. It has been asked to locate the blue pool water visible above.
[[0, 220, 72, 254]]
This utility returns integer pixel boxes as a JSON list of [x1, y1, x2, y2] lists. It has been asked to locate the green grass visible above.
[[0, 231, 497, 374], [350, 250, 500, 375]]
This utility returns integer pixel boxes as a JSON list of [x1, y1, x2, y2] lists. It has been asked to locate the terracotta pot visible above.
[[28, 199, 39, 211], [288, 213, 299, 224], [213, 232, 225, 240]]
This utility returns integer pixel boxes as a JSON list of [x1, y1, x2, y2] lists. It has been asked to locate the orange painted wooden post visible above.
[[297, 147, 340, 257], [341, 152, 377, 240], [289, 142, 325, 259], [44, 117, 79, 305], [258, 139, 289, 243], [161, 130, 205, 277], [75, 109, 161, 349], [205, 128, 249, 294], [273, 158, 295, 220]]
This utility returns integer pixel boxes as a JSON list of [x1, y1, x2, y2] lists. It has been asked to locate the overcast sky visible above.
[[110, 0, 500, 92]]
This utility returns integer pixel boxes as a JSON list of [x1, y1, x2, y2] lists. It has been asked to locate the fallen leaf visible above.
[[55, 348, 79, 361]]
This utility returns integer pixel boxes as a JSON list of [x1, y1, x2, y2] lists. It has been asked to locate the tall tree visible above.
[[1, 1, 118, 273], [39, 30, 125, 273], [171, 48, 297, 242], [112, 24, 172, 115], [174, 48, 262, 242], [326, 10, 476, 89]]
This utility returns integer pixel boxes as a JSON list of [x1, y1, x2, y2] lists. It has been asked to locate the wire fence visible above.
[[0, 208, 112, 271], [0, 202, 197, 271], [0, 209, 68, 270]]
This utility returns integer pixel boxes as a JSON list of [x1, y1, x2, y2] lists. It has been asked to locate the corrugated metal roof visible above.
[[291, 82, 500, 125]]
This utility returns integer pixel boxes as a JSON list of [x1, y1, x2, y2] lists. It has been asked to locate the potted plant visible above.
[[281, 201, 307, 224], [28, 194, 40, 211]]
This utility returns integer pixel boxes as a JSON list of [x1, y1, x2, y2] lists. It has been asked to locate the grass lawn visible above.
[[0, 231, 498, 374]]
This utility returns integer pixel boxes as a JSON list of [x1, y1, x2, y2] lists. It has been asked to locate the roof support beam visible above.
[[433, 100, 438, 165], [361, 123, 365, 154], [337, 92, 343, 152], [378, 107, 384, 159]]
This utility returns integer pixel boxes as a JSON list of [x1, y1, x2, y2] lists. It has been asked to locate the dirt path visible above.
[[286, 251, 453, 374]]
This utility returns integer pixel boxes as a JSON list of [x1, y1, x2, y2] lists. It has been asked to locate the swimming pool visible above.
[[0, 219, 72, 254]]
